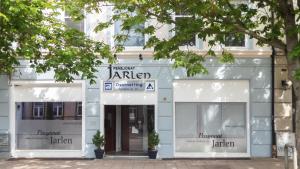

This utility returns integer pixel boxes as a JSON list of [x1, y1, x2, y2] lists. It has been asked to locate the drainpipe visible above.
[[271, 46, 276, 157]]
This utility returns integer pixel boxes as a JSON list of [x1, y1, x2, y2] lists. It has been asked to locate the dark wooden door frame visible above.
[[104, 105, 116, 152]]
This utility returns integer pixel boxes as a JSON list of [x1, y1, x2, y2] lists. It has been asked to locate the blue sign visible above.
[[104, 82, 113, 91]]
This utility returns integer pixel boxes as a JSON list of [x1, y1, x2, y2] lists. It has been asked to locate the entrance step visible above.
[[104, 155, 148, 160]]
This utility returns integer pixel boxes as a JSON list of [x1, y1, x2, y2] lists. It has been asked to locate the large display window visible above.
[[15, 102, 82, 150], [175, 102, 247, 153], [11, 82, 84, 157]]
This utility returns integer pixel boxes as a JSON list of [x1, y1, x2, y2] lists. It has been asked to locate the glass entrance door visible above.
[[105, 105, 154, 156], [128, 106, 144, 153]]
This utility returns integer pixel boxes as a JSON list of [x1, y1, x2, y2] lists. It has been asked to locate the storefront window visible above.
[[15, 102, 82, 150], [175, 102, 247, 153]]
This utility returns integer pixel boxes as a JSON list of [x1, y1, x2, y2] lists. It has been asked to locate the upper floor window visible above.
[[174, 11, 196, 46], [114, 21, 145, 47], [224, 33, 245, 47], [53, 102, 63, 118], [64, 12, 84, 32], [33, 102, 45, 119]]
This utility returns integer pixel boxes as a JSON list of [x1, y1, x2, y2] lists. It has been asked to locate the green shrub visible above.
[[148, 131, 160, 150], [92, 130, 105, 149]]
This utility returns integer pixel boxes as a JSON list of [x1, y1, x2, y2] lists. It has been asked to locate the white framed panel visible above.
[[173, 80, 250, 158], [10, 80, 86, 158], [14, 85, 82, 102], [173, 80, 249, 102]]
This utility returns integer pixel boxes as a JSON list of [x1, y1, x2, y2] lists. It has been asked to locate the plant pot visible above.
[[148, 149, 158, 159], [94, 149, 104, 159]]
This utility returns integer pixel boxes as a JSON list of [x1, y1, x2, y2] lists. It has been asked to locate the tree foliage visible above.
[[0, 0, 113, 83], [75, 0, 300, 78]]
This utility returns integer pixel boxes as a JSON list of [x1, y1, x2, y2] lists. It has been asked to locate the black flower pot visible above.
[[94, 149, 104, 159], [148, 150, 158, 159]]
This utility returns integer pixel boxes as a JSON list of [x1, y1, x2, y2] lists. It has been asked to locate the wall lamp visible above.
[[281, 80, 292, 90], [139, 54, 143, 61]]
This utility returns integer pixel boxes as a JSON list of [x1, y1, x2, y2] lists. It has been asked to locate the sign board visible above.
[[276, 132, 295, 157], [103, 81, 155, 92], [108, 66, 151, 80]]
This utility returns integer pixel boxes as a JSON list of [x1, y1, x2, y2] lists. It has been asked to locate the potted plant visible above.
[[148, 130, 160, 159], [92, 130, 105, 159]]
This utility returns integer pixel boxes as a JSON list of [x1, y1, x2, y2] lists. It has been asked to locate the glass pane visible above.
[[224, 33, 245, 46], [115, 21, 145, 46], [175, 103, 198, 137], [175, 102, 247, 153], [175, 17, 196, 46], [65, 18, 84, 32], [198, 103, 222, 135], [129, 106, 143, 152], [222, 103, 246, 137], [16, 102, 82, 150]]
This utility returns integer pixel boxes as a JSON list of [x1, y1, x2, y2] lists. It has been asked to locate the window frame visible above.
[[171, 13, 201, 50], [222, 33, 248, 49], [172, 80, 250, 158], [76, 102, 82, 117], [10, 80, 86, 158], [32, 102, 45, 119], [63, 11, 86, 33], [52, 102, 64, 118], [111, 10, 149, 51]]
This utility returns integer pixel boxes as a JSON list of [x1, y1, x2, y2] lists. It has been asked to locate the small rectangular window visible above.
[[64, 12, 84, 32], [33, 102, 45, 119], [224, 33, 245, 47], [114, 21, 145, 47], [53, 102, 64, 118], [174, 15, 196, 46], [175, 16, 196, 46]]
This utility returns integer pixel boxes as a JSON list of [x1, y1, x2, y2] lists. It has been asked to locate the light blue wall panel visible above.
[[158, 144, 173, 158], [86, 88, 100, 103], [158, 103, 173, 117], [157, 68, 173, 88], [251, 103, 272, 117], [250, 67, 271, 89], [0, 90, 8, 102], [251, 89, 271, 102], [0, 103, 9, 117], [86, 130, 97, 144], [0, 117, 9, 130], [158, 89, 172, 103], [84, 144, 96, 157], [86, 81, 100, 89], [158, 117, 173, 130], [85, 116, 100, 130], [251, 131, 272, 145], [159, 131, 173, 144], [251, 117, 272, 131], [0, 75, 8, 89], [251, 145, 272, 157], [86, 103, 100, 117]]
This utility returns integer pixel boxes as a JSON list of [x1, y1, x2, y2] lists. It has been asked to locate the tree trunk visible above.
[[286, 57, 300, 165]]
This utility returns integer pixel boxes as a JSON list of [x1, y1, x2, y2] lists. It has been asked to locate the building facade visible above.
[[0, 4, 287, 159]]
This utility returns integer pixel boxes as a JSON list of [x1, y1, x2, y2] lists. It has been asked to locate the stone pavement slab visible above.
[[0, 158, 287, 169]]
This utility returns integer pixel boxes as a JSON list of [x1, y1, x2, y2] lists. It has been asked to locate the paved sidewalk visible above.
[[0, 158, 287, 169]]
